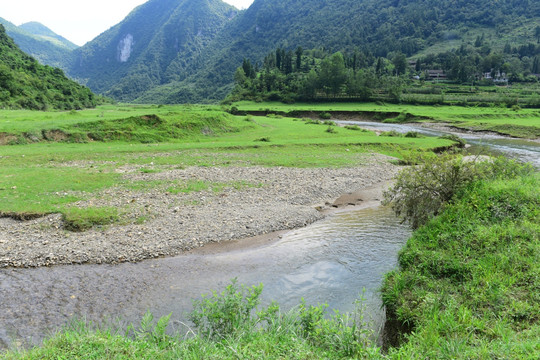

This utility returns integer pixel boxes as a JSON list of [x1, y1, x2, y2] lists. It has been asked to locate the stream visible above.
[[1, 205, 410, 349], [1, 121, 538, 350]]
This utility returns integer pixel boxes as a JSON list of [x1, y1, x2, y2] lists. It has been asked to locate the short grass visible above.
[[0, 105, 453, 230], [232, 101, 540, 138]]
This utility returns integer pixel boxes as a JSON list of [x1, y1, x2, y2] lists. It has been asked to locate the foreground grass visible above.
[[3, 282, 380, 359], [232, 101, 540, 138], [382, 173, 539, 359], [0, 105, 453, 229]]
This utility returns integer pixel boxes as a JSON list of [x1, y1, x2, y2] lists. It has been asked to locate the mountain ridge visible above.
[[0, 18, 77, 68], [66, 0, 239, 101], [0, 24, 96, 110]]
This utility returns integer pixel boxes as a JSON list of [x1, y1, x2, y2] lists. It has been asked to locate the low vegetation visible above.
[[4, 161, 538, 358], [232, 101, 540, 138], [382, 159, 539, 359], [0, 104, 454, 231], [3, 280, 380, 359]]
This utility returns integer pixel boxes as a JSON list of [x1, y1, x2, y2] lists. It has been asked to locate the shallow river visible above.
[[0, 205, 410, 349], [1, 121, 538, 350]]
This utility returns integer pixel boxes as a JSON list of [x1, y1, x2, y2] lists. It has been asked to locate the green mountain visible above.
[[64, 0, 539, 103], [0, 18, 77, 68], [19, 22, 78, 50], [145, 0, 540, 103], [0, 24, 96, 110], [67, 0, 239, 102]]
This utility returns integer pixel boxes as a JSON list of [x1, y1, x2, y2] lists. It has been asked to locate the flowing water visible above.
[[0, 205, 410, 349], [339, 120, 540, 168], [1, 121, 538, 350]]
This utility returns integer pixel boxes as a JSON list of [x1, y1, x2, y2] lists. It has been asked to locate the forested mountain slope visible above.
[[137, 0, 540, 103], [0, 25, 96, 110], [0, 18, 76, 68], [66, 0, 239, 102]]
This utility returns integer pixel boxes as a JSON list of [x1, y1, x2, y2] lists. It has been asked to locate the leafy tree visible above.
[[318, 52, 348, 97], [295, 46, 303, 71], [392, 52, 408, 75]]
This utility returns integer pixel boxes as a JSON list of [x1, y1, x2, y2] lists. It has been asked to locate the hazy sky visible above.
[[0, 0, 254, 46]]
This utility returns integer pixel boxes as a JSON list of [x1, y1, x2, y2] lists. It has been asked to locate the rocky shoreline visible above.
[[0, 154, 399, 268]]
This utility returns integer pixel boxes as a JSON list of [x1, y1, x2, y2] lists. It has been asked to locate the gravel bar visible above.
[[0, 154, 398, 268]]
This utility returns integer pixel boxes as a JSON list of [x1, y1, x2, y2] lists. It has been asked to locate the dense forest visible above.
[[0, 25, 97, 110], [227, 40, 540, 104], [147, 0, 540, 103]]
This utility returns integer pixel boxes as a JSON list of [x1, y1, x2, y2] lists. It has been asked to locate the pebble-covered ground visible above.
[[0, 154, 398, 268]]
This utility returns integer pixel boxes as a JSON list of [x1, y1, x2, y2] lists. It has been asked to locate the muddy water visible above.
[[0, 205, 410, 349]]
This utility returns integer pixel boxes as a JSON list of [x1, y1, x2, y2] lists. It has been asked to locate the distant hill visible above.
[[19, 22, 78, 50], [0, 18, 77, 68], [0, 24, 96, 110], [146, 0, 540, 103], [66, 0, 239, 102]]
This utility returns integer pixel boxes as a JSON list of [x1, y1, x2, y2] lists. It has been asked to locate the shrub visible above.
[[383, 152, 533, 229], [189, 279, 263, 339], [319, 112, 332, 120], [325, 126, 337, 134]]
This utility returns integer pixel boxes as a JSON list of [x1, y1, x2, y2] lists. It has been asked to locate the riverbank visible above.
[[381, 171, 539, 358], [0, 154, 398, 268]]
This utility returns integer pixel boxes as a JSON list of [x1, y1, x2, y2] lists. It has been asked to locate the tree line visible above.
[[227, 42, 539, 104]]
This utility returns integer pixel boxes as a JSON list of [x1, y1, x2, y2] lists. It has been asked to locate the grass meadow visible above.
[[0, 104, 452, 228]]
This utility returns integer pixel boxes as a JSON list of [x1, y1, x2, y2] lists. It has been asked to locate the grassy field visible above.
[[0, 104, 452, 228], [232, 101, 540, 138]]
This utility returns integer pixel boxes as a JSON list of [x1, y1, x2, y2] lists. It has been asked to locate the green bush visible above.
[[189, 279, 263, 339], [319, 112, 332, 120], [383, 152, 533, 229]]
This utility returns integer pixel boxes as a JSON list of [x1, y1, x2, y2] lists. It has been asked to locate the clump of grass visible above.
[[404, 131, 422, 138], [62, 207, 119, 232], [325, 126, 337, 134], [319, 112, 332, 120], [380, 130, 402, 137], [254, 137, 271, 142], [305, 118, 322, 125]]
